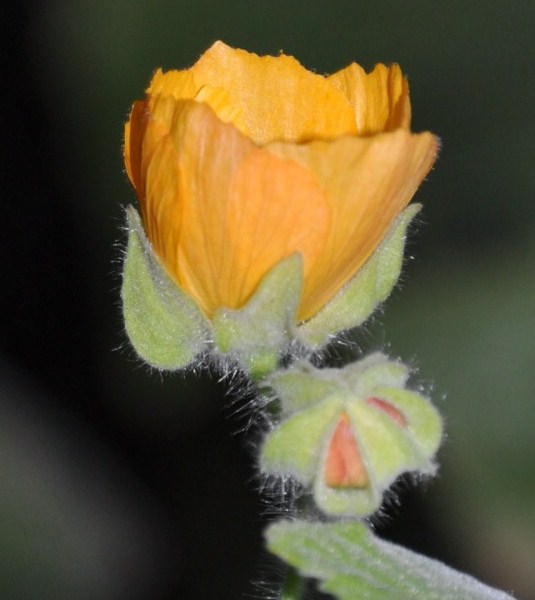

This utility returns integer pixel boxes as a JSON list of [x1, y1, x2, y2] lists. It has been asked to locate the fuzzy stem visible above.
[[281, 566, 306, 600]]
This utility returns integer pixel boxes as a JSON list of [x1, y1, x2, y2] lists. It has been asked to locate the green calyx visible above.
[[299, 204, 421, 348], [121, 203, 420, 376], [261, 353, 443, 517]]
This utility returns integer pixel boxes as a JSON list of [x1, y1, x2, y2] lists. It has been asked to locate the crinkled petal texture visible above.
[[124, 41, 438, 321]]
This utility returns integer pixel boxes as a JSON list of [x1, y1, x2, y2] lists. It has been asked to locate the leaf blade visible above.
[[266, 520, 516, 600]]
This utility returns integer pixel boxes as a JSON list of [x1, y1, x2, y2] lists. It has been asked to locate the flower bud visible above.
[[261, 353, 443, 517]]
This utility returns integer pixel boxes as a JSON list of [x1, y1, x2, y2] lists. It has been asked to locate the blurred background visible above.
[[1, 0, 534, 598]]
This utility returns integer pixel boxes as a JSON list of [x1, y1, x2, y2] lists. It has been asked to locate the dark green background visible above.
[[2, 1, 534, 598]]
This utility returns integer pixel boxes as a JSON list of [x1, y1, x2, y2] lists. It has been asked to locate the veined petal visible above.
[[268, 130, 438, 320], [138, 99, 252, 317], [221, 150, 330, 310], [328, 63, 411, 134], [129, 95, 185, 259], [193, 85, 250, 135], [188, 41, 358, 144], [138, 100, 331, 318]]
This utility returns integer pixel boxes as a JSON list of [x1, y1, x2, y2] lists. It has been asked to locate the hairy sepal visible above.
[[121, 205, 210, 370], [260, 354, 443, 517]]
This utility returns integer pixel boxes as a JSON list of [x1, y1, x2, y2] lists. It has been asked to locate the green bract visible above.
[[261, 353, 443, 517]]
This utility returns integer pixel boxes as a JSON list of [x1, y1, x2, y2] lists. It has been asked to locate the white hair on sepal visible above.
[[230, 391, 305, 515], [367, 477, 407, 529], [111, 215, 162, 376], [114, 230, 213, 374], [284, 337, 313, 364], [302, 317, 380, 370], [367, 468, 440, 533], [213, 357, 272, 413]]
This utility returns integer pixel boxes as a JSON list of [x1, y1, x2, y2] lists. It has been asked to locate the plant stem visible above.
[[281, 566, 306, 600]]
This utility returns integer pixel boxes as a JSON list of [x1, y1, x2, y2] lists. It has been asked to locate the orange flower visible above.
[[124, 41, 437, 322]]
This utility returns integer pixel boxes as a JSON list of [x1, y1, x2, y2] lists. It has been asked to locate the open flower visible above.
[[124, 41, 437, 321]]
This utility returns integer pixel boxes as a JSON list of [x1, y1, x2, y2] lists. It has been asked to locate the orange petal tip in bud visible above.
[[324, 413, 368, 489], [366, 397, 407, 427]]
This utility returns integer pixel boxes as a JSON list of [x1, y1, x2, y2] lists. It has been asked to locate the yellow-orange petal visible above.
[[125, 95, 183, 210], [135, 97, 250, 317], [127, 95, 183, 246], [137, 99, 331, 318], [193, 85, 250, 135], [124, 100, 147, 195], [146, 67, 251, 135], [268, 130, 438, 320], [188, 41, 358, 144], [328, 62, 411, 134], [146, 67, 197, 100], [219, 149, 330, 309], [324, 412, 368, 488]]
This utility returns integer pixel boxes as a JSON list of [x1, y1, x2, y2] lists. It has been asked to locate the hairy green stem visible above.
[[281, 566, 306, 600]]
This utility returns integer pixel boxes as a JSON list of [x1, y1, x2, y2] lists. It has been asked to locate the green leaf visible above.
[[267, 520, 515, 600], [299, 204, 421, 348], [121, 206, 209, 370]]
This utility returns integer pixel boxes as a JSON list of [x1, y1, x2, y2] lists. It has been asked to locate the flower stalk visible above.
[[281, 566, 306, 600]]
